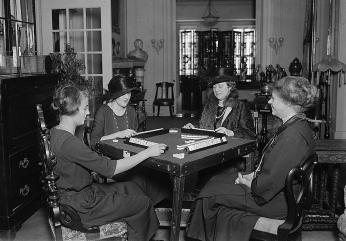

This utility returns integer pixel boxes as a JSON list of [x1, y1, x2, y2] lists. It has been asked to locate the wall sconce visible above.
[[268, 37, 284, 55], [151, 39, 164, 55]]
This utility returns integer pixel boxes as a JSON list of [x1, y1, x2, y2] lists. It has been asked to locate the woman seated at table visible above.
[[184, 75, 256, 139], [50, 83, 168, 241], [90, 74, 138, 149], [186, 76, 319, 241]]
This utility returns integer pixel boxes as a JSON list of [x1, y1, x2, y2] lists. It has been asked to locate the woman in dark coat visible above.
[[184, 75, 256, 139], [50, 84, 168, 241], [186, 76, 319, 241]]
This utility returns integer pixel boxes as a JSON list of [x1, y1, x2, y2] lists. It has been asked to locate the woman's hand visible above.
[[116, 129, 137, 138], [143, 143, 167, 158], [235, 172, 253, 188], [100, 129, 137, 141], [183, 123, 195, 129], [215, 127, 234, 136]]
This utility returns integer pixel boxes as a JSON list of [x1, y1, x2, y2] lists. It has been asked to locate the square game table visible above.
[[96, 128, 257, 241]]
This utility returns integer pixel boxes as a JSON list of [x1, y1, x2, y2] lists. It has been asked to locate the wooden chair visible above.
[[250, 152, 317, 241], [130, 89, 147, 131], [36, 104, 128, 241], [153, 82, 174, 117], [82, 114, 93, 148]]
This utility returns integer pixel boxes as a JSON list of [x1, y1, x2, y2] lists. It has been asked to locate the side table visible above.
[[303, 139, 346, 230]]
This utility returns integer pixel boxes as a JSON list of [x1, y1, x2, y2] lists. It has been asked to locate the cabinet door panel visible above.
[[10, 144, 41, 211], [6, 94, 37, 150], [10, 144, 40, 179], [11, 175, 41, 211]]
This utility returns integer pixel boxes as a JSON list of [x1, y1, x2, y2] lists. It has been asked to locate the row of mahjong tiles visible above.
[[125, 127, 227, 153]]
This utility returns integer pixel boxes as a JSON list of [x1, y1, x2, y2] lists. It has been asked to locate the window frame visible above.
[[1, 0, 36, 57]]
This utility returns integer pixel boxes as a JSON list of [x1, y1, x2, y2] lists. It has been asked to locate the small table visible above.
[[303, 139, 346, 230], [96, 130, 256, 241]]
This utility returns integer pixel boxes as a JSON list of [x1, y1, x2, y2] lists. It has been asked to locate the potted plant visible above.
[[50, 43, 87, 86], [50, 43, 96, 139]]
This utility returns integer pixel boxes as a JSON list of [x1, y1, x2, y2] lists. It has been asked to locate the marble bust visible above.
[[127, 39, 148, 63]]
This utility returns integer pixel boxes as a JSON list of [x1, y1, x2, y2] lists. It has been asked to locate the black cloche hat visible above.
[[107, 75, 138, 100], [208, 75, 237, 87]]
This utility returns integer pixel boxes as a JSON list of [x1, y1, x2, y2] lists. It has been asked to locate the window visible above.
[[233, 28, 255, 77], [0, 0, 36, 60], [51, 7, 103, 82], [179, 29, 197, 76], [179, 27, 256, 81]]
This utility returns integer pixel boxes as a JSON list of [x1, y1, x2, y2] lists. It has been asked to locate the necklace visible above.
[[215, 106, 226, 119], [112, 108, 129, 131], [254, 114, 304, 178]]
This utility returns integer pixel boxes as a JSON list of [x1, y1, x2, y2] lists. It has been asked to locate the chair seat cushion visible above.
[[253, 217, 285, 234], [59, 221, 127, 241]]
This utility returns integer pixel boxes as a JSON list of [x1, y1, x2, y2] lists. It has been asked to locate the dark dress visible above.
[[90, 104, 138, 149], [199, 93, 256, 140], [50, 128, 165, 241], [187, 115, 315, 241]]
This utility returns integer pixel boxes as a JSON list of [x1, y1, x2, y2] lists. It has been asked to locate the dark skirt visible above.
[[187, 171, 287, 241], [60, 180, 162, 241]]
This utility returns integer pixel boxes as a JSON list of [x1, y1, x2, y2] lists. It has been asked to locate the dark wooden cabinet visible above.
[[0, 74, 58, 239]]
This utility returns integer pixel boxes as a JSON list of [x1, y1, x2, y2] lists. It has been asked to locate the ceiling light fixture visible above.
[[202, 0, 219, 27]]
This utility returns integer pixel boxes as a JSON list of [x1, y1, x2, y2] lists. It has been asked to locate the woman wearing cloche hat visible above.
[[184, 74, 255, 139], [90, 74, 139, 149]]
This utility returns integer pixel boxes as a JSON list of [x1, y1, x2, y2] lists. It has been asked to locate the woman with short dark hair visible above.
[[50, 83, 167, 241], [187, 76, 319, 241]]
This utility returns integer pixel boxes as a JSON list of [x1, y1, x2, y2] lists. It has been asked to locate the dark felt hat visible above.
[[107, 75, 138, 100], [208, 75, 237, 87]]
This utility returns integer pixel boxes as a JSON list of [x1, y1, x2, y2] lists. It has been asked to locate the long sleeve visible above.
[[231, 101, 256, 139], [251, 122, 314, 205]]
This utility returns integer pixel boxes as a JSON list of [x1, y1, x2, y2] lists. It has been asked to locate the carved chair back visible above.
[[251, 152, 317, 241]]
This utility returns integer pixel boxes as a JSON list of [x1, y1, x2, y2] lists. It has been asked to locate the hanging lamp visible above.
[[202, 0, 219, 27]]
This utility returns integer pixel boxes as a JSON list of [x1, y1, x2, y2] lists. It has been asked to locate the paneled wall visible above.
[[257, 0, 306, 69], [126, 0, 176, 116]]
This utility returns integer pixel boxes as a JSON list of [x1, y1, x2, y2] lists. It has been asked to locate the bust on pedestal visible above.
[[127, 39, 148, 63]]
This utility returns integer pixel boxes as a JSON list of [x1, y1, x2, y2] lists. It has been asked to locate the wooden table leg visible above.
[[169, 175, 185, 241]]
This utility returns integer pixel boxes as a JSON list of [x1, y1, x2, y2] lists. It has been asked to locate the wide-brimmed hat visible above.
[[107, 75, 138, 100], [208, 75, 237, 87]]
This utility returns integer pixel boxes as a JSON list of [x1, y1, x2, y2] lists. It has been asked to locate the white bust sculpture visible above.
[[127, 39, 148, 63]]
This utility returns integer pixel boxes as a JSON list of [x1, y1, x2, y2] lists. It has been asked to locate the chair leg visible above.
[[153, 106, 155, 117], [143, 119, 146, 131], [169, 106, 174, 117], [295, 231, 302, 241], [157, 106, 160, 117]]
